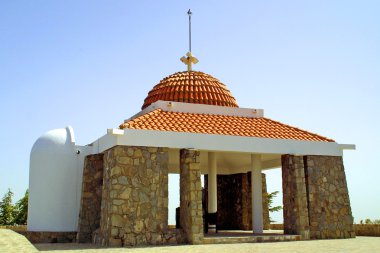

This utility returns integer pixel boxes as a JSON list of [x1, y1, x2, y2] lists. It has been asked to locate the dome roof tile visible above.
[[141, 71, 238, 110]]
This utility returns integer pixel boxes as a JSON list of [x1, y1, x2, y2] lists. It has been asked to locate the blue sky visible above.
[[1, 1, 379, 224]]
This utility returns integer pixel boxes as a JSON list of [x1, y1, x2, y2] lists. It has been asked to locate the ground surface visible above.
[[1, 229, 380, 253], [0, 229, 38, 253]]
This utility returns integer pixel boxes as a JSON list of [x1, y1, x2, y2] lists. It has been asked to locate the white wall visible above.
[[28, 126, 89, 232]]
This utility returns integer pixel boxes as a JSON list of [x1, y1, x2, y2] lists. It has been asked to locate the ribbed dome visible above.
[[142, 71, 238, 110]]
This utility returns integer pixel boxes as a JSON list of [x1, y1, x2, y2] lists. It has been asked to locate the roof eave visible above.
[[91, 128, 348, 157]]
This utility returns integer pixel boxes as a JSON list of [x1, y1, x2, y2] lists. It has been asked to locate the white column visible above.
[[208, 152, 217, 214], [251, 154, 263, 233]]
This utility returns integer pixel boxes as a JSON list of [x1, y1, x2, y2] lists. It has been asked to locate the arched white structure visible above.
[[28, 126, 84, 231]]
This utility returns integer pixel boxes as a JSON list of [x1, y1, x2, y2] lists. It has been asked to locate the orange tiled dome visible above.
[[141, 71, 239, 110]]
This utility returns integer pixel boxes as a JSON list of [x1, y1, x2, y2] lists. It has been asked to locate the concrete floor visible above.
[[35, 237, 380, 253], [1, 229, 380, 253], [0, 229, 38, 253]]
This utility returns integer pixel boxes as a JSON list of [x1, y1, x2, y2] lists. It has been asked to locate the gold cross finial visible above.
[[180, 52, 199, 71]]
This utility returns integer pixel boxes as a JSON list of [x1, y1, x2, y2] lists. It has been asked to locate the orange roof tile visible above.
[[120, 109, 334, 142], [141, 71, 239, 110]]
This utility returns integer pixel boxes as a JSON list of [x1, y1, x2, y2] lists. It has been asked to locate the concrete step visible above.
[[203, 234, 301, 244]]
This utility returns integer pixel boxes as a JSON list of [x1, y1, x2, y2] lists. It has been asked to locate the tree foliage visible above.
[[0, 189, 29, 226], [13, 190, 28, 225], [267, 191, 283, 223], [360, 219, 380, 224], [0, 189, 14, 225]]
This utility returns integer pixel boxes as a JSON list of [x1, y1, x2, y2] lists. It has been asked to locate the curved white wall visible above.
[[28, 126, 84, 232]]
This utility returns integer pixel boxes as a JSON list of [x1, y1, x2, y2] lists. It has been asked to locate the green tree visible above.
[[13, 190, 28, 225], [267, 191, 282, 223], [360, 219, 380, 224], [0, 189, 14, 225]]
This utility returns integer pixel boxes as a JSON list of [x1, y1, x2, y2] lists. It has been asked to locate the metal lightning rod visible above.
[[188, 9, 192, 52]]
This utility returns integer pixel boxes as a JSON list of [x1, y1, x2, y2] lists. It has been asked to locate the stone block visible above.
[[117, 157, 133, 165], [111, 215, 124, 227], [109, 238, 122, 247], [111, 228, 119, 237]]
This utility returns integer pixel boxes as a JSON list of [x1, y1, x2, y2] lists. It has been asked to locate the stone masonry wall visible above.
[[305, 155, 355, 239], [19, 231, 77, 243], [77, 154, 104, 243], [205, 173, 269, 230], [216, 173, 244, 230], [180, 149, 203, 244], [355, 224, 380, 237], [241, 173, 251, 230], [282, 155, 310, 239], [97, 146, 169, 246], [261, 173, 270, 229]]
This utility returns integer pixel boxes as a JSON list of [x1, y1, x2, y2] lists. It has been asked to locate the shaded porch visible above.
[[171, 149, 280, 243]]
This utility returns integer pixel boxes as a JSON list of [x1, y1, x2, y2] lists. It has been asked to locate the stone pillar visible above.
[[251, 154, 263, 233], [97, 146, 169, 247], [261, 173, 270, 230], [305, 155, 355, 239], [241, 173, 251, 230], [281, 154, 310, 239], [77, 154, 104, 243], [207, 152, 217, 233], [180, 149, 203, 244]]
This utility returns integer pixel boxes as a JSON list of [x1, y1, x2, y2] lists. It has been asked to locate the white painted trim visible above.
[[124, 100, 264, 122], [90, 128, 346, 156], [339, 144, 356, 150], [89, 133, 118, 154], [107, 128, 124, 136], [208, 152, 217, 213], [66, 126, 76, 144], [251, 154, 263, 233]]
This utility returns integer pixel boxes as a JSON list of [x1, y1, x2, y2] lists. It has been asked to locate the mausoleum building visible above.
[[28, 51, 356, 246]]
